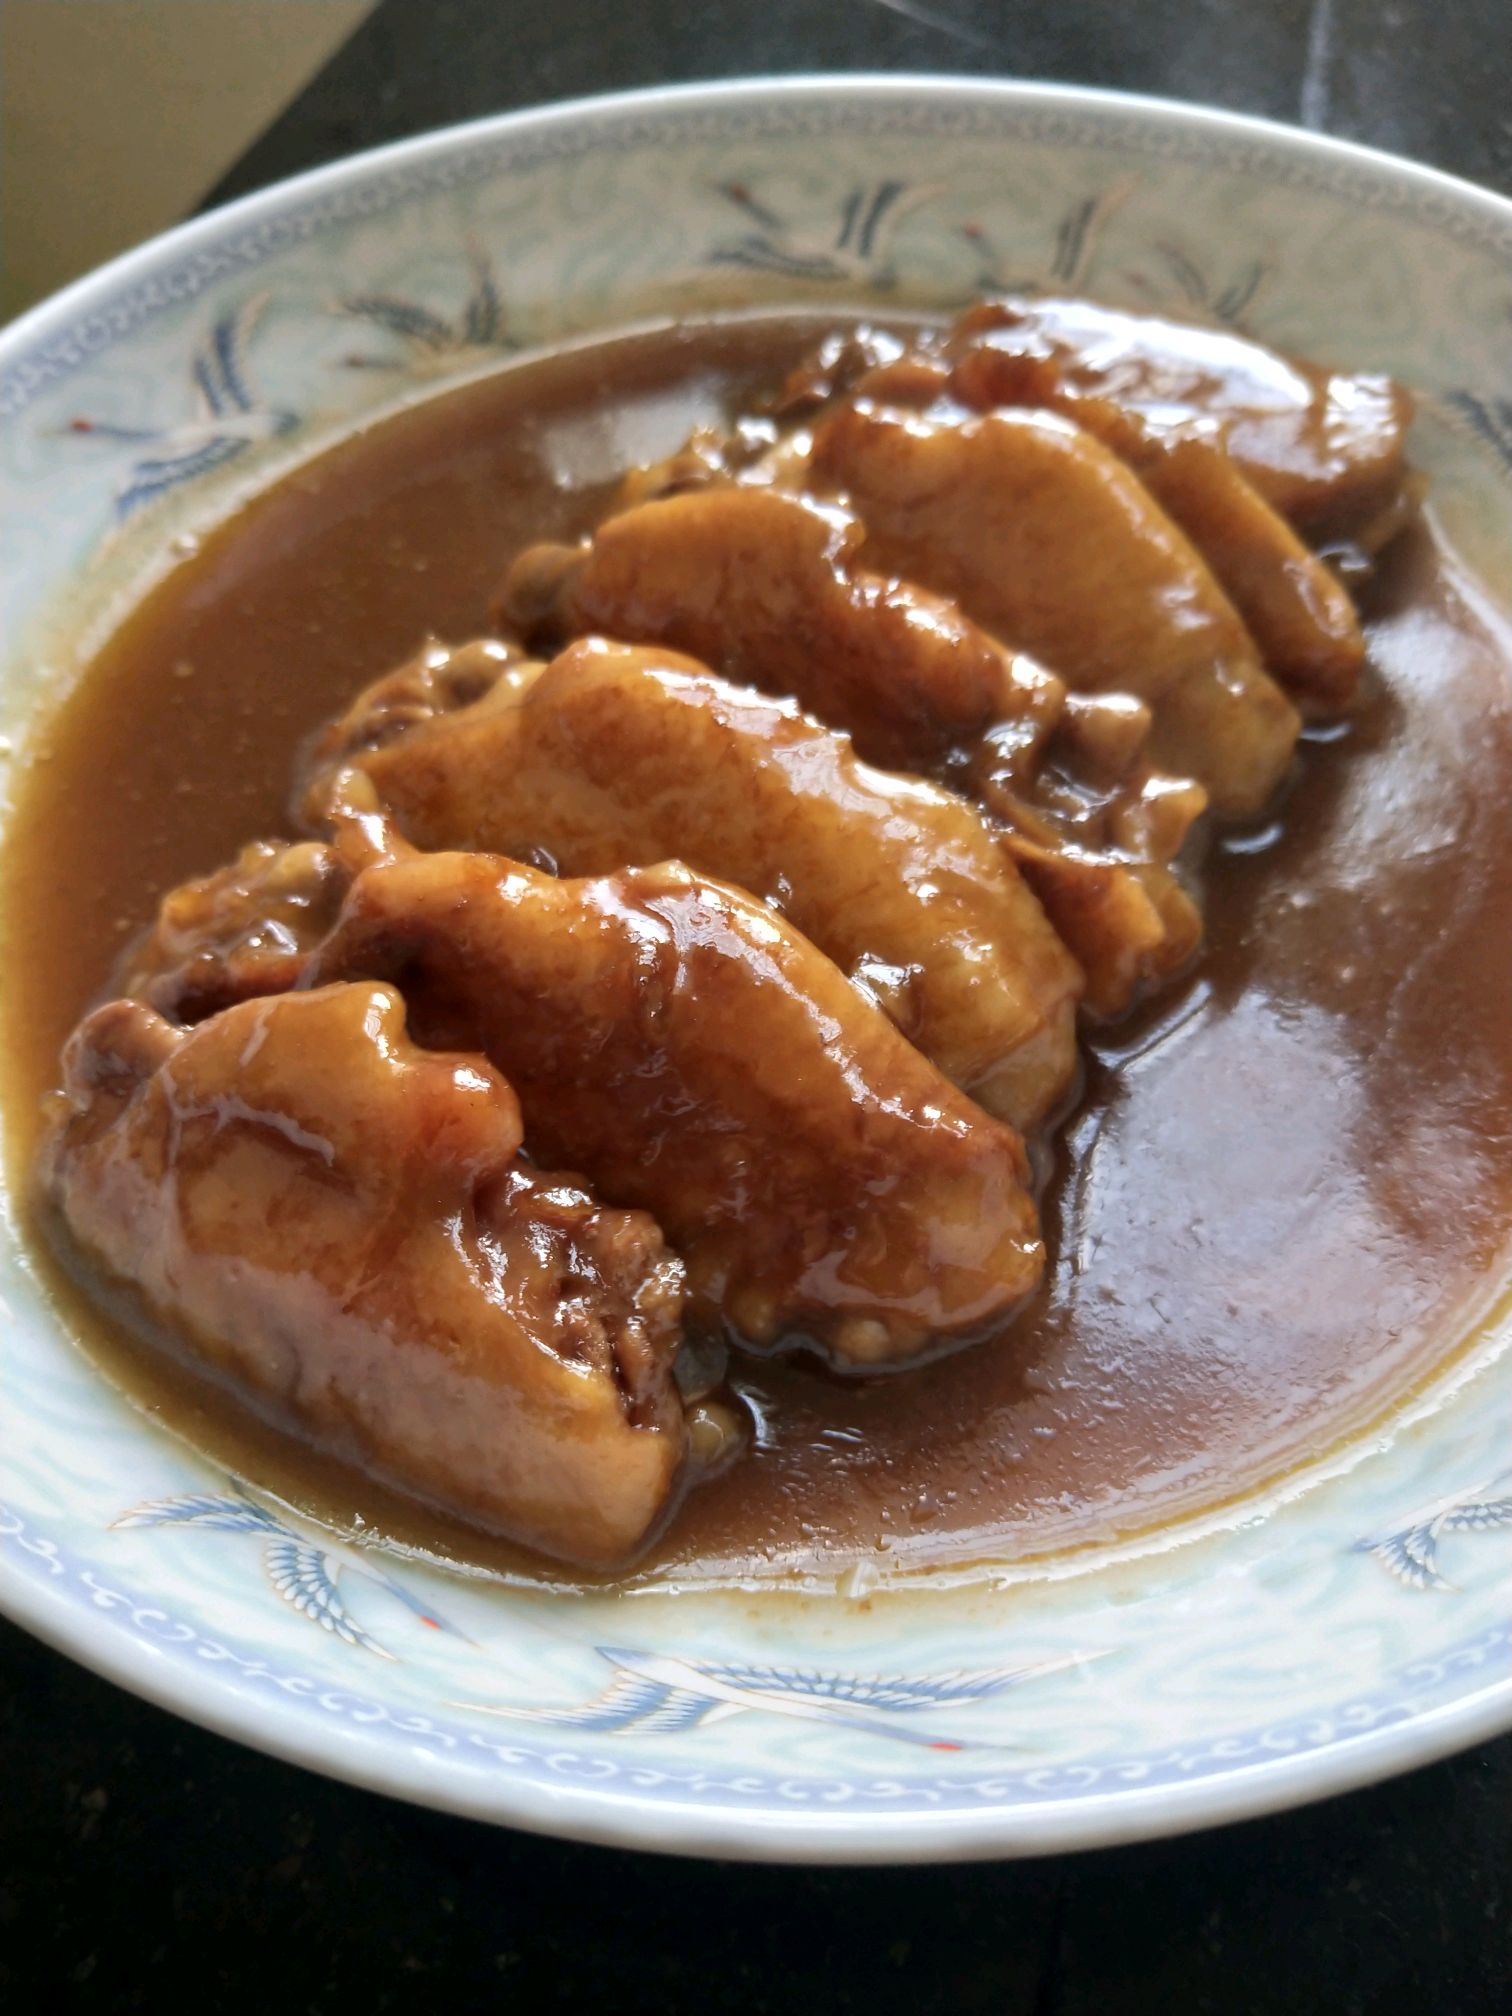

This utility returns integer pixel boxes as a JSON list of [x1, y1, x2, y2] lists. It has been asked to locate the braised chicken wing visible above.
[[322, 636, 1083, 1128], [305, 635, 540, 791], [119, 838, 348, 1023], [42, 983, 691, 1568], [642, 335, 1366, 708], [497, 483, 1060, 773], [946, 295, 1413, 544], [307, 850, 1045, 1364], [812, 402, 1301, 816], [931, 351, 1367, 707], [497, 481, 1202, 1012], [1126, 438, 1364, 708]]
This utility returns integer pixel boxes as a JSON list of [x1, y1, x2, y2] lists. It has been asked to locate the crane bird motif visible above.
[[111, 1488, 1098, 1748], [64, 296, 297, 521], [954, 180, 1133, 299], [458, 1645, 1099, 1750], [1440, 391, 1512, 478], [112, 1488, 471, 1657], [708, 178, 945, 283], [335, 247, 514, 369], [1355, 1472, 1512, 1591], [955, 182, 1271, 328]]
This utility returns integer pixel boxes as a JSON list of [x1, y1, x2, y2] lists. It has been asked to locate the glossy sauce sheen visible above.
[[6, 315, 1512, 1583]]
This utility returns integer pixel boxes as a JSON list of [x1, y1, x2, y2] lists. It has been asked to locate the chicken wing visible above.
[[665, 327, 1365, 712], [1127, 438, 1364, 709], [42, 983, 691, 1568], [119, 838, 349, 1023], [498, 479, 1201, 1015], [947, 295, 1413, 544], [301, 635, 540, 809], [496, 483, 1062, 774], [936, 351, 1366, 708], [812, 401, 1301, 817], [307, 851, 1045, 1364], [327, 636, 1082, 1129]]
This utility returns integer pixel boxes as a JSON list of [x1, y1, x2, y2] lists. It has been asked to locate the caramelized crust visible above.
[[42, 984, 691, 1568], [308, 850, 1046, 1365]]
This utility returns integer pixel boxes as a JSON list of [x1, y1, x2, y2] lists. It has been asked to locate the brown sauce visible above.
[[6, 313, 1512, 1586]]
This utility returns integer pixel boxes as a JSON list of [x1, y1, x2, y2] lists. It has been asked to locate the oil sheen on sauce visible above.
[[5, 314, 1512, 1587]]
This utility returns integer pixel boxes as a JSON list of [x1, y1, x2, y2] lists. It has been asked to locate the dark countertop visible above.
[[6, 3, 1511, 2009]]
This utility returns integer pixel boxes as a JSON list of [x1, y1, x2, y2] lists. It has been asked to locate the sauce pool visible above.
[[5, 314, 1512, 1586]]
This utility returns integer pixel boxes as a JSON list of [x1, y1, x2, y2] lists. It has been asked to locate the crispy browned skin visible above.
[[947, 295, 1413, 543], [42, 983, 690, 1568], [332, 637, 1083, 1129], [496, 483, 1060, 774], [307, 851, 1045, 1364], [812, 401, 1302, 817], [119, 838, 349, 1022]]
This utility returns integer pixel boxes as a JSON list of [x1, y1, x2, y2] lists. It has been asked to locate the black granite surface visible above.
[[207, 0, 1512, 205], [7, 2, 1512, 2009]]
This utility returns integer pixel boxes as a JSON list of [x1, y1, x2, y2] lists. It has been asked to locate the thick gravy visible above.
[[6, 314, 1512, 1583]]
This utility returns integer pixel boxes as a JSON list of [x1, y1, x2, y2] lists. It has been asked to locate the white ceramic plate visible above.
[[3, 78, 1510, 1863]]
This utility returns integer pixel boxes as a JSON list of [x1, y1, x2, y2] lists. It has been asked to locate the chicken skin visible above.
[[811, 401, 1301, 817], [497, 483, 1061, 774], [946, 295, 1413, 544], [42, 983, 691, 1568], [496, 485, 1202, 1013], [322, 636, 1083, 1129], [119, 838, 349, 1023], [926, 351, 1366, 708], [1127, 438, 1364, 709], [307, 850, 1045, 1364], [306, 634, 541, 788]]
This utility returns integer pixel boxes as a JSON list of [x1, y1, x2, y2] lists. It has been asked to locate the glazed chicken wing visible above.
[[911, 351, 1368, 707], [324, 636, 1083, 1129], [497, 483, 1061, 773], [657, 334, 1365, 708], [812, 402, 1301, 816], [42, 983, 691, 1568], [307, 851, 1044, 1364], [947, 295, 1413, 544], [306, 635, 540, 785], [1127, 438, 1364, 709], [498, 478, 1201, 1014], [119, 838, 349, 1022]]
